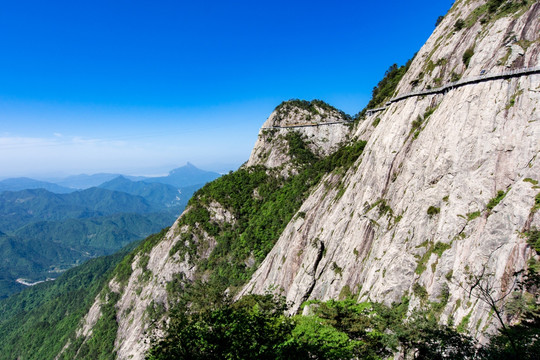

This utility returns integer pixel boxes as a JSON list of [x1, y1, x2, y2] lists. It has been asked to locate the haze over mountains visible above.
[[0, 163, 220, 298], [0, 162, 221, 191], [0, 178, 73, 194]]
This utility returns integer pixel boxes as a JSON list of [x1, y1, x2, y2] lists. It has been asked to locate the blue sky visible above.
[[0, 0, 454, 178]]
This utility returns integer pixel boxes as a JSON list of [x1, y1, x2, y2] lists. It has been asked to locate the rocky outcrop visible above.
[[246, 100, 351, 173], [68, 200, 233, 359], [239, 0, 540, 336]]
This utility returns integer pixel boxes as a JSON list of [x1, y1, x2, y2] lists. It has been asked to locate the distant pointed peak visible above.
[[169, 162, 199, 175]]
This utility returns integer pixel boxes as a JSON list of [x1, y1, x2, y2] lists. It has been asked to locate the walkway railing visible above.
[[261, 121, 351, 130], [366, 65, 540, 116]]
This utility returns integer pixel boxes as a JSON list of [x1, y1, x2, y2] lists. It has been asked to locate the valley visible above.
[[0, 163, 220, 298]]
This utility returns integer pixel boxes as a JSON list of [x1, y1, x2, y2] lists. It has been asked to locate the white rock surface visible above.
[[246, 102, 351, 172], [239, 0, 540, 336]]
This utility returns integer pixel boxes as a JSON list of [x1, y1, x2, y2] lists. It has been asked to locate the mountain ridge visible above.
[[0, 177, 74, 194], [1, 163, 221, 192], [0, 1, 539, 358]]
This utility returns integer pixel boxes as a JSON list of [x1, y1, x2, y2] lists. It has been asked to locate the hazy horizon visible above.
[[0, 160, 239, 181]]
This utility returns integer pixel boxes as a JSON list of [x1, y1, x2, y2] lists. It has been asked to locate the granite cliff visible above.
[[240, 0, 540, 335], [61, 0, 540, 358]]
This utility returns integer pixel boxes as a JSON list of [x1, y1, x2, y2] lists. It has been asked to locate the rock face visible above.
[[246, 100, 352, 173], [66, 1, 540, 358], [68, 205, 223, 359], [239, 0, 540, 336]]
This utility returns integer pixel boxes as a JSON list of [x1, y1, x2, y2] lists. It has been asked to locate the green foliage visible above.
[[331, 262, 343, 276], [370, 198, 393, 218], [147, 294, 297, 360], [149, 295, 480, 359], [0, 184, 184, 298], [454, 19, 465, 30], [0, 247, 129, 360], [467, 211, 481, 221], [463, 0, 533, 29], [523, 178, 538, 185], [506, 89, 523, 109], [486, 0, 531, 16], [98, 175, 200, 209], [358, 59, 413, 117], [432, 283, 450, 313], [435, 15, 445, 27], [526, 228, 540, 253], [409, 106, 438, 140], [0, 188, 157, 232], [416, 241, 451, 275], [423, 106, 438, 119], [338, 285, 354, 300], [532, 192, 540, 213], [288, 315, 360, 359], [372, 117, 381, 127], [274, 99, 352, 122], [285, 132, 318, 166], [451, 71, 462, 82], [433, 242, 451, 257], [486, 190, 507, 212], [167, 137, 367, 307], [457, 311, 472, 333], [462, 47, 475, 68], [487, 0, 506, 13], [397, 310, 478, 359], [413, 283, 428, 301], [427, 206, 441, 217], [69, 291, 120, 360]]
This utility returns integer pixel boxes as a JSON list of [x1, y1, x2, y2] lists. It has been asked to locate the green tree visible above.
[[147, 294, 296, 360]]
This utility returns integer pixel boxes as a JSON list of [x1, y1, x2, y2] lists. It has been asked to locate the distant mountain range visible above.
[[98, 176, 190, 208], [0, 177, 74, 194], [141, 162, 221, 188], [53, 173, 147, 190], [0, 163, 221, 298], [0, 162, 221, 192], [0, 188, 157, 232]]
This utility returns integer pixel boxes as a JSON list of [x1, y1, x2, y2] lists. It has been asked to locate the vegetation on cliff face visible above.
[[141, 133, 366, 354], [456, 0, 535, 29], [168, 134, 367, 304], [148, 294, 483, 360], [150, 226, 540, 360], [356, 58, 413, 118], [273, 99, 352, 123]]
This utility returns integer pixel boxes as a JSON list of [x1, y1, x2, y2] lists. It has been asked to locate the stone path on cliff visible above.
[[260, 66, 540, 130], [261, 120, 352, 130], [366, 65, 540, 116]]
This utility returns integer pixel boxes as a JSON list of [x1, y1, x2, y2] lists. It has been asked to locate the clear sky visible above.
[[0, 0, 454, 178]]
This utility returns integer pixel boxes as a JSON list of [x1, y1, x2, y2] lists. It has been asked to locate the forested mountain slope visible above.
[[0, 1, 538, 359]]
